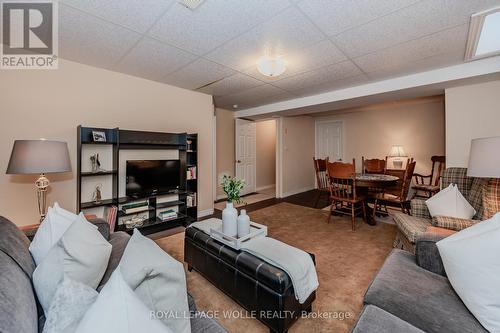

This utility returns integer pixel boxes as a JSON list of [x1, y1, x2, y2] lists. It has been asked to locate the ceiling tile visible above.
[[197, 73, 264, 96], [332, 0, 450, 58], [297, 0, 419, 36], [149, 0, 291, 56], [353, 24, 468, 74], [271, 60, 362, 92], [205, 7, 324, 71], [161, 58, 235, 90], [292, 74, 369, 97], [59, 4, 142, 69], [244, 40, 348, 82], [366, 51, 465, 81], [445, 0, 500, 27], [215, 84, 291, 109], [115, 38, 197, 81], [61, 0, 173, 33]]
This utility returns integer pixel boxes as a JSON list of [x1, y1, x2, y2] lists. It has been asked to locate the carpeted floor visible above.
[[155, 202, 396, 333]]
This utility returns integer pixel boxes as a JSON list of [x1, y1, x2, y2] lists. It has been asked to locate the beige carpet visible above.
[[155, 202, 396, 333]]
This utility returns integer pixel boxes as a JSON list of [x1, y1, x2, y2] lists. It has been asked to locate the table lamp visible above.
[[467, 136, 500, 178], [388, 145, 407, 169], [6, 140, 71, 222]]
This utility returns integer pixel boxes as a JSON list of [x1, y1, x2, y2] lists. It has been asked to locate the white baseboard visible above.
[[198, 209, 214, 218], [256, 184, 275, 192], [281, 185, 315, 198]]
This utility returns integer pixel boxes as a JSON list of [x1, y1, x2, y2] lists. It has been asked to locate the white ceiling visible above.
[[58, 0, 500, 110]]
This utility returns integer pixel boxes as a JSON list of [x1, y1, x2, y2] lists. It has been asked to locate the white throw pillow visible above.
[[33, 217, 112, 313], [43, 278, 98, 333], [437, 213, 500, 332], [30, 206, 75, 265], [426, 184, 476, 219], [53, 202, 79, 222], [75, 268, 173, 333], [119, 229, 191, 333]]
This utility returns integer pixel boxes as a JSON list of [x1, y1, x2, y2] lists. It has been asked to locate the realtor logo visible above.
[[1, 1, 58, 69]]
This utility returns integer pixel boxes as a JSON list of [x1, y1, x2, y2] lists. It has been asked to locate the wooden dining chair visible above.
[[313, 157, 330, 208], [362, 157, 386, 174], [412, 156, 445, 198], [326, 159, 367, 231], [373, 161, 416, 217]]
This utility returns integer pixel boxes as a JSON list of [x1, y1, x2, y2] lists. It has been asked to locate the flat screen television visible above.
[[126, 160, 181, 197]]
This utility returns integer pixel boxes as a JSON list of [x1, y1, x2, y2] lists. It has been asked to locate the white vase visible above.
[[237, 209, 251, 238], [222, 201, 238, 237]]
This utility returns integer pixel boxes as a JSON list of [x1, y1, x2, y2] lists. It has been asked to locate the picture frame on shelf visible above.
[[92, 130, 106, 142]]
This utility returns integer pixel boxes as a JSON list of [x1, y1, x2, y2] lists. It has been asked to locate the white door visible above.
[[235, 119, 256, 195], [315, 121, 343, 161]]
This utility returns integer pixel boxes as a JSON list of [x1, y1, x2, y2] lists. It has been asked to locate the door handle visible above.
[[236, 160, 242, 163]]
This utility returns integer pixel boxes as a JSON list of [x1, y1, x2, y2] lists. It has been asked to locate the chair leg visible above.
[[327, 200, 334, 224], [372, 199, 378, 220], [361, 201, 367, 223], [351, 204, 356, 231]]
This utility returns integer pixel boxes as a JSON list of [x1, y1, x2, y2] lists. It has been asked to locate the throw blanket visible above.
[[190, 218, 221, 235], [240, 237, 318, 304], [190, 219, 319, 304]]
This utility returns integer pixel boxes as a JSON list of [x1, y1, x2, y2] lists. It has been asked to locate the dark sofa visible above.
[[351, 233, 486, 333], [0, 216, 226, 333]]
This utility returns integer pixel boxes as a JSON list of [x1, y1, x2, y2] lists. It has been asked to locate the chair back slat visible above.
[[313, 157, 330, 190], [431, 155, 446, 186], [400, 161, 416, 199], [362, 157, 386, 174], [384, 158, 412, 196], [326, 159, 357, 200]]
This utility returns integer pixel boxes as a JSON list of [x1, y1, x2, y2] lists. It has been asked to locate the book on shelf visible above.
[[104, 206, 117, 233], [187, 166, 197, 180], [122, 201, 148, 210], [158, 209, 177, 221], [122, 201, 149, 214], [187, 193, 197, 207]]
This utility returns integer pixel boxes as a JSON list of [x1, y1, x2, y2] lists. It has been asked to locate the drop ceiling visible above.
[[57, 0, 500, 110]]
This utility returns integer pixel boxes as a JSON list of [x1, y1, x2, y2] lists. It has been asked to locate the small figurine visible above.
[[92, 184, 102, 204], [90, 153, 102, 173]]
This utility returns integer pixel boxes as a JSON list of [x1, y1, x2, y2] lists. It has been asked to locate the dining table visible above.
[[355, 173, 400, 225]]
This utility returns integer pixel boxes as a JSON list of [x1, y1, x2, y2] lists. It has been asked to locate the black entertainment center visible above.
[[77, 126, 198, 235]]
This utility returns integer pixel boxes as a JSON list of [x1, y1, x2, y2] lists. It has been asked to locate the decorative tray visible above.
[[210, 221, 267, 250]]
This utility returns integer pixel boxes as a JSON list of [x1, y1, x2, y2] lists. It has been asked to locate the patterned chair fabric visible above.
[[483, 179, 500, 219], [432, 216, 479, 231], [393, 167, 488, 253]]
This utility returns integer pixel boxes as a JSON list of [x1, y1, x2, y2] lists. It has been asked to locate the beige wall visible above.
[[256, 120, 276, 189], [445, 80, 500, 167], [281, 116, 316, 196], [0, 59, 214, 226], [215, 108, 235, 198], [315, 96, 445, 175]]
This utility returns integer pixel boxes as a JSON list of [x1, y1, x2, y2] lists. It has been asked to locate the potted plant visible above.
[[221, 175, 245, 237]]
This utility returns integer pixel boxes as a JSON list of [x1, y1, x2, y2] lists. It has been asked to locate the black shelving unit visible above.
[[77, 126, 198, 235]]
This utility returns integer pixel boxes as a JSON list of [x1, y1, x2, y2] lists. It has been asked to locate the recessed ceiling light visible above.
[[232, 104, 238, 109], [177, 0, 205, 10], [257, 55, 286, 77], [465, 6, 500, 61]]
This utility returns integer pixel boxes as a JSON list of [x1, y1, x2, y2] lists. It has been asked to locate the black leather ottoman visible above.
[[184, 227, 316, 333]]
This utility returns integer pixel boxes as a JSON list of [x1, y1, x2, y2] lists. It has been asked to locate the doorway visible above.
[[219, 118, 276, 209]]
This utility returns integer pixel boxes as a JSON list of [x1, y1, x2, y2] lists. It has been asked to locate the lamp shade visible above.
[[388, 145, 407, 157], [6, 140, 71, 175], [467, 136, 500, 178]]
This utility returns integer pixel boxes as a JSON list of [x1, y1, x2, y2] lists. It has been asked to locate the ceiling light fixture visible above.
[[465, 6, 500, 61], [177, 0, 205, 10], [257, 55, 286, 77]]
